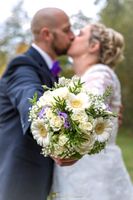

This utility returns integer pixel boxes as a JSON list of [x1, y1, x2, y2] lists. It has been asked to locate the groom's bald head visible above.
[[31, 7, 69, 40]]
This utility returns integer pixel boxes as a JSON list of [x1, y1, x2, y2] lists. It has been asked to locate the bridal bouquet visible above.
[[29, 76, 116, 159]]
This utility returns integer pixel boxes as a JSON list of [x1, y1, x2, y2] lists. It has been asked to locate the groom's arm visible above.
[[6, 65, 44, 135]]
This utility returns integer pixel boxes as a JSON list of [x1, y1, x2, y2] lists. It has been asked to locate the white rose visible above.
[[50, 116, 64, 131], [45, 108, 54, 120], [71, 110, 88, 122], [79, 122, 93, 133], [37, 91, 54, 107], [74, 135, 95, 155], [58, 134, 69, 146], [53, 87, 69, 100]]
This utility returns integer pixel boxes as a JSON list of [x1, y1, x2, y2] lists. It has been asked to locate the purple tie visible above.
[[51, 61, 62, 77]]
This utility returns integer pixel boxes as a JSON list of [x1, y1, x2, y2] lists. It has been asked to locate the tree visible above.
[[71, 10, 91, 31], [0, 0, 31, 75]]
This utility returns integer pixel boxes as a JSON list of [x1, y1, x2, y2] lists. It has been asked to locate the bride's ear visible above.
[[88, 40, 100, 54]]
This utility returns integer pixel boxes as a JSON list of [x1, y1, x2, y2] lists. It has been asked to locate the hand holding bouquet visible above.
[[29, 76, 116, 159]]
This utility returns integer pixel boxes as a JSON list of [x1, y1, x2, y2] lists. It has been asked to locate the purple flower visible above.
[[38, 107, 46, 119], [58, 111, 68, 119], [58, 111, 70, 129], [64, 121, 70, 128], [38, 106, 50, 119]]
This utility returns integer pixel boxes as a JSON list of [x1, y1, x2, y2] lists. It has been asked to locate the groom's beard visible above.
[[51, 32, 71, 56]]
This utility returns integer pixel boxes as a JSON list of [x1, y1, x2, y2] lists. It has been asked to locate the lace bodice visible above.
[[81, 64, 121, 145]]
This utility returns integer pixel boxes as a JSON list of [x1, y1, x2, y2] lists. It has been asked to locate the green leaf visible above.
[[103, 86, 113, 100], [29, 92, 38, 105]]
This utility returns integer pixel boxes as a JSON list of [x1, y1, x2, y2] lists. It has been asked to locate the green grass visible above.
[[116, 128, 133, 182]]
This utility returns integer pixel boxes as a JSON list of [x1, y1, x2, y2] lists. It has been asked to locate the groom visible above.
[[0, 8, 75, 200]]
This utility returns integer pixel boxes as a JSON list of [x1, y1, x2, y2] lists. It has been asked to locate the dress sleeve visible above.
[[81, 64, 122, 113]]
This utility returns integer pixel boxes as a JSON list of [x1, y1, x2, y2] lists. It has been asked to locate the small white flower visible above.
[[100, 103, 107, 110], [67, 93, 89, 111], [68, 75, 83, 89], [93, 117, 113, 142], [94, 102, 107, 111], [58, 77, 71, 86], [71, 75, 80, 83], [31, 119, 50, 147], [29, 105, 39, 120]]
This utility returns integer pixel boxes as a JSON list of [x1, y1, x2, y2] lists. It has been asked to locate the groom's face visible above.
[[50, 15, 75, 56]]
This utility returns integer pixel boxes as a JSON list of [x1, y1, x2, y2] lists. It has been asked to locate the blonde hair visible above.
[[90, 23, 124, 68]]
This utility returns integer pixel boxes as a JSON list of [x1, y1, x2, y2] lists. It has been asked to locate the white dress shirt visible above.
[[31, 43, 53, 70]]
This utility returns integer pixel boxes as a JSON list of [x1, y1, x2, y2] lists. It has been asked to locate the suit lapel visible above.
[[25, 47, 57, 84]]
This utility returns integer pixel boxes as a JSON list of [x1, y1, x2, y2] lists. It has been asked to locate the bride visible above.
[[50, 23, 133, 200]]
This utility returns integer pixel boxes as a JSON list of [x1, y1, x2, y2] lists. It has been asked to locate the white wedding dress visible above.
[[51, 64, 133, 200]]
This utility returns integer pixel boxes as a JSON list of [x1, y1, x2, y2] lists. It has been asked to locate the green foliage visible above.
[[42, 85, 53, 91], [29, 92, 38, 105], [99, 0, 133, 128], [89, 141, 106, 154], [69, 78, 84, 94], [53, 97, 67, 112], [102, 86, 112, 100]]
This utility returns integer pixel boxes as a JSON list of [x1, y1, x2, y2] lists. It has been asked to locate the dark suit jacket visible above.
[[0, 47, 57, 200]]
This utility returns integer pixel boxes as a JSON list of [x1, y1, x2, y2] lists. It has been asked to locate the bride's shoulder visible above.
[[82, 63, 119, 84], [91, 64, 113, 72], [83, 64, 113, 77]]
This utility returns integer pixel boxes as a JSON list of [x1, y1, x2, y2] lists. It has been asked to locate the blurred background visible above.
[[0, 0, 132, 181]]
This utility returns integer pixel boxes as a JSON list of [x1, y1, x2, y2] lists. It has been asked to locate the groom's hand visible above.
[[52, 157, 78, 166]]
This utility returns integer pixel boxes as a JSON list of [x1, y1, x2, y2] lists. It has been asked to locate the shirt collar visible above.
[[31, 43, 53, 70]]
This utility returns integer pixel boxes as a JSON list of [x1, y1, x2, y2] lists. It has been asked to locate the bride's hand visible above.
[[51, 157, 78, 166]]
